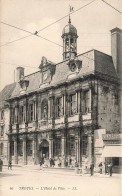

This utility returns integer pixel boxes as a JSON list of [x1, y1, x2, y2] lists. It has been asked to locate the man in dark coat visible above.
[[8, 160, 12, 170], [99, 162, 102, 174], [90, 163, 94, 176], [108, 162, 113, 177], [0, 159, 3, 172]]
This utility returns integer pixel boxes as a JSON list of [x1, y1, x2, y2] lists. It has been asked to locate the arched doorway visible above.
[[39, 139, 49, 159]]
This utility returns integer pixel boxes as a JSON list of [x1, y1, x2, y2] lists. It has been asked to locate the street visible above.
[[0, 166, 121, 196]]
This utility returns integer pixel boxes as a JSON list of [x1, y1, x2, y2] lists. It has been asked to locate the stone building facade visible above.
[[0, 83, 16, 164], [0, 19, 121, 168]]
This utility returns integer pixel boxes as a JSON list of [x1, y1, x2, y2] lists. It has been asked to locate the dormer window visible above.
[[19, 78, 29, 92], [67, 59, 82, 72]]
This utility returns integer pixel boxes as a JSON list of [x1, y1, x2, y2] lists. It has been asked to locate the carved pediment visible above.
[[67, 58, 82, 72]]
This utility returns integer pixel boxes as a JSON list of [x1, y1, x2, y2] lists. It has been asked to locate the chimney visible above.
[[111, 27, 122, 133], [16, 67, 24, 82], [110, 27, 122, 76]]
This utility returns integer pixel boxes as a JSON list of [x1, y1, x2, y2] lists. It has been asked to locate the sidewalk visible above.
[[2, 165, 121, 178]]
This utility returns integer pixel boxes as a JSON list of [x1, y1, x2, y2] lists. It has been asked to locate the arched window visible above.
[[41, 99, 48, 120], [0, 143, 3, 155], [1, 110, 4, 120], [65, 38, 69, 51]]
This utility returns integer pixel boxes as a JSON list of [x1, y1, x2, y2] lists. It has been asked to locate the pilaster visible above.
[[23, 135, 27, 165]]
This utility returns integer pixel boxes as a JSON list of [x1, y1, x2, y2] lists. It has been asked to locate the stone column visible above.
[[61, 135, 66, 157], [48, 99, 51, 119], [23, 136, 27, 165], [88, 135, 92, 164], [75, 138, 79, 164], [76, 91, 78, 113], [14, 137, 18, 164], [49, 132, 53, 159], [61, 132, 66, 167], [38, 95, 41, 121], [8, 136, 11, 161], [25, 97, 28, 127], [32, 134, 37, 164], [49, 139, 53, 159], [88, 88, 91, 112]]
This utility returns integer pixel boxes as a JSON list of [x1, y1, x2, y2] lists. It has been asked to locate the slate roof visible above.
[[1, 49, 119, 100], [0, 83, 16, 108]]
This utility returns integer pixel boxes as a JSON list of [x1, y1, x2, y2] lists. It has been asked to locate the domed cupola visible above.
[[62, 16, 78, 60]]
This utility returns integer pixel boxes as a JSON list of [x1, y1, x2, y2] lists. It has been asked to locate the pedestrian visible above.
[[52, 158, 55, 167], [50, 158, 54, 167], [98, 162, 102, 174], [90, 163, 94, 176], [108, 162, 113, 177], [104, 162, 108, 175], [40, 159, 43, 169], [8, 160, 12, 170], [0, 158, 3, 172]]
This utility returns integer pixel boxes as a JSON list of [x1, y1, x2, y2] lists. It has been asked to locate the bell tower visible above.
[[62, 16, 78, 60]]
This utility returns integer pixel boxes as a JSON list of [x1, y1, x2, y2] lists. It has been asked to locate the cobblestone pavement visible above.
[[0, 166, 121, 196]]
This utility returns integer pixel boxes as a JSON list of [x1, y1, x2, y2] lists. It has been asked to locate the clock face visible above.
[[43, 72, 48, 81], [70, 63, 76, 72]]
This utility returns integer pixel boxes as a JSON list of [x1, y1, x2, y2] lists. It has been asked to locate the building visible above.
[[0, 18, 122, 170], [0, 83, 16, 164]]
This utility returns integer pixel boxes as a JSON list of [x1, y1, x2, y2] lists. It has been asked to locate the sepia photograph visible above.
[[0, 0, 122, 196]]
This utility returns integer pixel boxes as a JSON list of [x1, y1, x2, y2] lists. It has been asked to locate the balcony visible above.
[[82, 112, 92, 125], [55, 116, 65, 129], [39, 119, 53, 130], [68, 114, 79, 127]]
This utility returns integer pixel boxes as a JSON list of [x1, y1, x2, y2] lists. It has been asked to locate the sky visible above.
[[0, 0, 121, 91]]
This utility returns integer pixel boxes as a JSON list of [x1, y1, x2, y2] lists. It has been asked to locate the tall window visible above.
[[18, 140, 23, 156], [54, 138, 61, 156], [27, 140, 32, 156], [69, 136, 75, 156], [1, 110, 4, 120], [41, 99, 48, 120], [69, 94, 76, 116], [29, 104, 33, 122], [10, 141, 14, 156], [12, 108, 15, 124], [1, 126, 4, 136], [56, 97, 62, 117], [0, 143, 3, 155], [82, 136, 88, 156], [82, 90, 90, 113], [19, 106, 25, 124]]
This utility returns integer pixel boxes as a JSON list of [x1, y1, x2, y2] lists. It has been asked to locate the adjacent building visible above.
[[0, 18, 121, 171]]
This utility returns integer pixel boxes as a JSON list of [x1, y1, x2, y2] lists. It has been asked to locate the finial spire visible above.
[[68, 15, 71, 24]]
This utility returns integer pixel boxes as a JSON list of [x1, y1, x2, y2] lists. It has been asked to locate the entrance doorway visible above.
[[39, 139, 49, 159]]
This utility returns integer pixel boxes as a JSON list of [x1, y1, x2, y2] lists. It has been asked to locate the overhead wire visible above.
[[0, 0, 97, 47], [0, 35, 32, 47], [101, 0, 122, 14], [37, 0, 97, 33], [1, 21, 63, 48]]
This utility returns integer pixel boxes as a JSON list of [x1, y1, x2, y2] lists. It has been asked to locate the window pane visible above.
[[27, 140, 32, 156], [54, 138, 61, 156], [10, 141, 14, 156], [82, 136, 88, 156], [57, 97, 62, 117], [18, 140, 23, 156], [69, 137, 75, 156], [0, 143, 3, 155], [70, 94, 76, 115]]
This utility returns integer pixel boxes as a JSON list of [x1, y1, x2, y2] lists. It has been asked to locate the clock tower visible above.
[[62, 16, 78, 60]]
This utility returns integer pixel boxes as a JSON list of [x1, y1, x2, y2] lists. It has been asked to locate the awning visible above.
[[102, 145, 122, 157]]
